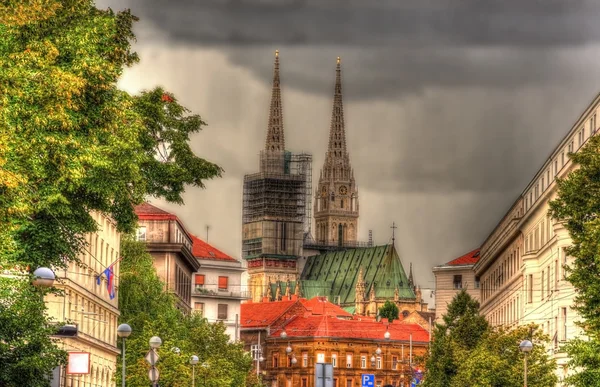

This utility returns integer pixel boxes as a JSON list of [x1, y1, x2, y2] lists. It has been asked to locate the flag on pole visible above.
[[96, 257, 121, 300]]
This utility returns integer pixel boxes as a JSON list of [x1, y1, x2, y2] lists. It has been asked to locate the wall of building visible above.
[[45, 211, 121, 387], [474, 93, 600, 384], [191, 261, 246, 341], [433, 267, 480, 323], [262, 338, 427, 387]]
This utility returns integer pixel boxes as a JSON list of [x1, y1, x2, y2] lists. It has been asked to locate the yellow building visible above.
[[46, 211, 121, 387], [473, 93, 600, 384]]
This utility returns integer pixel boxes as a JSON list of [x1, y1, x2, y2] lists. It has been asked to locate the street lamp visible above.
[[384, 330, 391, 340], [32, 267, 55, 288], [149, 336, 162, 349], [148, 336, 162, 387], [519, 340, 533, 387], [117, 324, 132, 387], [376, 346, 382, 355], [190, 355, 199, 387], [280, 330, 287, 339]]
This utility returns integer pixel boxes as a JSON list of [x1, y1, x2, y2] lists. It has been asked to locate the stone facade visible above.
[[134, 202, 201, 313], [241, 298, 429, 387], [473, 92, 600, 384], [45, 211, 121, 386], [314, 57, 359, 246]]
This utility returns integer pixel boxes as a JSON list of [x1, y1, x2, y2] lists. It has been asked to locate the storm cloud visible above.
[[95, 0, 600, 288]]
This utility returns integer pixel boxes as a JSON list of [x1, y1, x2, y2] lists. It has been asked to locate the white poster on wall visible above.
[[66, 352, 90, 375]]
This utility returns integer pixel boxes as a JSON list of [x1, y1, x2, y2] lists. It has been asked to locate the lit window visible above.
[[302, 353, 308, 367], [376, 356, 382, 369], [317, 353, 325, 363], [361, 355, 367, 369], [332, 353, 338, 367], [346, 354, 353, 368]]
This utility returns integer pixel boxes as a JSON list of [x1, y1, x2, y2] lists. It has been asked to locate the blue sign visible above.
[[361, 374, 375, 387]]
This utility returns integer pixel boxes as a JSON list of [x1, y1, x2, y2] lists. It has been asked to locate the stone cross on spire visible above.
[[265, 50, 285, 152], [327, 57, 347, 159]]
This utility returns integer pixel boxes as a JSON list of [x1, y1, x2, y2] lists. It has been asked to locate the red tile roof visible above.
[[241, 300, 300, 328], [272, 315, 429, 342], [300, 297, 352, 318], [445, 248, 481, 266], [190, 234, 237, 262], [134, 202, 178, 221]]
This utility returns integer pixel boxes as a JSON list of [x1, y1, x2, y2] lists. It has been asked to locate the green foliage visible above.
[[0, 0, 222, 271], [379, 300, 399, 322], [549, 134, 600, 385], [452, 325, 557, 387], [423, 290, 489, 386], [0, 0, 222, 384], [117, 239, 252, 386], [421, 291, 555, 387], [0, 276, 67, 386]]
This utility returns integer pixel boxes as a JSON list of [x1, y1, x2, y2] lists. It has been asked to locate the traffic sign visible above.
[[361, 374, 375, 387], [145, 349, 159, 366], [314, 363, 334, 387], [149, 366, 159, 382]]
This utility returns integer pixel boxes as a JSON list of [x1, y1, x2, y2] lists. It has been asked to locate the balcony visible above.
[[193, 286, 251, 300]]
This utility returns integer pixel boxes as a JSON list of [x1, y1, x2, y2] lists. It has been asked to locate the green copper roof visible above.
[[299, 245, 415, 307]]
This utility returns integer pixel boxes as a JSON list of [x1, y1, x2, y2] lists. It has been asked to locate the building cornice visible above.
[[146, 242, 200, 271]]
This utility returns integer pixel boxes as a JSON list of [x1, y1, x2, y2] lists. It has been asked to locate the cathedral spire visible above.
[[327, 56, 347, 158], [265, 50, 284, 152]]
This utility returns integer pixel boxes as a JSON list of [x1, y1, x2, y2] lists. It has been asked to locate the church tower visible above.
[[314, 57, 359, 246], [242, 51, 311, 302]]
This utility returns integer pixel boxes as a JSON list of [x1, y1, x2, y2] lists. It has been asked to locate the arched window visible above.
[[340, 199, 344, 209]]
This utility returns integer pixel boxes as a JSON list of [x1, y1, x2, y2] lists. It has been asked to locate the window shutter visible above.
[[195, 274, 205, 286], [218, 276, 228, 289]]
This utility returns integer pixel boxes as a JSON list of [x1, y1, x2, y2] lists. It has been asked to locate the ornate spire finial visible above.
[[326, 56, 346, 158], [264, 50, 284, 152], [408, 263, 414, 288]]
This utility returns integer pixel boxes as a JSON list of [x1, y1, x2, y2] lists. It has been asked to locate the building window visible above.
[[392, 356, 398, 370], [528, 274, 533, 303], [218, 276, 229, 290], [346, 380, 353, 387], [302, 353, 308, 367], [554, 160, 558, 175], [332, 353, 338, 367], [361, 355, 367, 369], [136, 226, 147, 241], [541, 270, 545, 299], [562, 307, 568, 341], [194, 274, 205, 288], [453, 275, 462, 289], [301, 378, 308, 387], [273, 354, 279, 368], [217, 304, 228, 320], [346, 354, 353, 368], [376, 356, 382, 369], [194, 302, 204, 316], [317, 353, 325, 363]]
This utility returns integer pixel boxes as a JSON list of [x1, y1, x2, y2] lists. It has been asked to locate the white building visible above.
[[473, 93, 600, 384], [190, 234, 249, 341]]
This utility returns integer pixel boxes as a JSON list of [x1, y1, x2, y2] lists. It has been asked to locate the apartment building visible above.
[[473, 93, 600, 383], [190, 234, 248, 341], [134, 202, 200, 313], [432, 248, 481, 323], [45, 211, 121, 387]]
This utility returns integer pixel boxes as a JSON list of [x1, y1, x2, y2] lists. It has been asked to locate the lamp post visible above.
[[117, 324, 132, 387], [149, 336, 162, 387], [190, 355, 199, 387], [201, 362, 209, 386], [519, 340, 533, 387]]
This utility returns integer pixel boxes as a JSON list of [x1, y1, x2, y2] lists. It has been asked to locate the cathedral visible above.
[[242, 51, 428, 316]]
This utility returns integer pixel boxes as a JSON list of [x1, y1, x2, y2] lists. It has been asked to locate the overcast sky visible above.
[[96, 0, 600, 290]]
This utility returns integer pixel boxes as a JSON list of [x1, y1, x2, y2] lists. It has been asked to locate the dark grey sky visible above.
[[96, 0, 600, 293]]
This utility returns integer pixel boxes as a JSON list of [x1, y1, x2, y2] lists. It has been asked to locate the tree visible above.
[[117, 239, 252, 386], [452, 325, 557, 387], [422, 290, 488, 386], [379, 300, 399, 322], [0, 1, 221, 382], [0, 0, 222, 271], [0, 276, 67, 386], [549, 133, 600, 385]]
